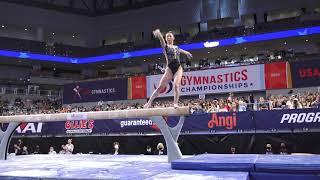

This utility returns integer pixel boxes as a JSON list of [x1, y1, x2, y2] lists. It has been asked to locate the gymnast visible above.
[[144, 29, 193, 108]]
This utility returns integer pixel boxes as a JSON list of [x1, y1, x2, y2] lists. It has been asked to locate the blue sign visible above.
[[63, 78, 128, 104], [10, 109, 319, 137], [290, 60, 320, 88]]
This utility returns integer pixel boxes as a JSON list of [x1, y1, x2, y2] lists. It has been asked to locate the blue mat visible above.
[[147, 170, 249, 180], [172, 154, 320, 174], [171, 154, 320, 174], [172, 154, 258, 172], [255, 155, 320, 173], [251, 172, 320, 180]]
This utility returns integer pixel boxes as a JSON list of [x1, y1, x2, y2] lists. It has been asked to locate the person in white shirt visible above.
[[65, 139, 74, 154], [48, 146, 57, 155], [111, 142, 120, 155]]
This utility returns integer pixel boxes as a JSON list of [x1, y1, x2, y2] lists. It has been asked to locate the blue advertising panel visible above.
[[290, 60, 320, 88], [254, 108, 320, 132], [63, 78, 128, 104]]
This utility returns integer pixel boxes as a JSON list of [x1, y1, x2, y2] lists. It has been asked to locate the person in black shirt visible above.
[[144, 145, 153, 155], [13, 139, 23, 155], [33, 145, 41, 154]]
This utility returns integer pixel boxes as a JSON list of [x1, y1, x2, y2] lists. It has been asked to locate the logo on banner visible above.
[[67, 113, 88, 120], [153, 82, 173, 94], [147, 65, 266, 98], [120, 119, 153, 128], [16, 123, 43, 133], [72, 85, 91, 100], [208, 113, 237, 130], [72, 85, 116, 100], [280, 112, 320, 123], [298, 68, 320, 78], [65, 120, 94, 134], [119, 117, 168, 132]]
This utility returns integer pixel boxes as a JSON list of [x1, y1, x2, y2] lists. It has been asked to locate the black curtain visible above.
[[10, 133, 320, 155]]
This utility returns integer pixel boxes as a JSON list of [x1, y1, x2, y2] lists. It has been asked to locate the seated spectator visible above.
[[110, 142, 121, 155], [22, 146, 29, 155], [292, 97, 302, 109], [300, 97, 309, 108], [48, 146, 57, 155], [65, 139, 74, 154], [258, 97, 269, 110], [59, 145, 67, 154], [33, 145, 41, 154], [13, 139, 23, 155], [265, 143, 273, 155], [210, 100, 220, 112], [279, 143, 289, 155], [311, 95, 320, 108], [230, 146, 236, 154], [144, 145, 153, 155], [154, 143, 166, 155], [238, 98, 247, 112], [218, 100, 229, 112]]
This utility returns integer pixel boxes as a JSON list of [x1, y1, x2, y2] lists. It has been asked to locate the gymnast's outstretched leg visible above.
[[144, 68, 173, 108], [173, 66, 183, 108]]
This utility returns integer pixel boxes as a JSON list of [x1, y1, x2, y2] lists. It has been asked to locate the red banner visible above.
[[264, 62, 289, 89], [129, 76, 146, 99]]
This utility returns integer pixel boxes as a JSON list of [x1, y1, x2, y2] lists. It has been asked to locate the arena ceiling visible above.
[[2, 0, 181, 16]]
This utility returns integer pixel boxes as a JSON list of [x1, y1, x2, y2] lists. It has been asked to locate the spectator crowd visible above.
[[0, 91, 319, 116]]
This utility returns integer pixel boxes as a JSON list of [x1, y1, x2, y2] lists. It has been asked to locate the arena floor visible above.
[[0, 154, 248, 180]]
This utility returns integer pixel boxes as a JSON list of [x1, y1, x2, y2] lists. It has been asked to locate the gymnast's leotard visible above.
[[165, 45, 181, 75]]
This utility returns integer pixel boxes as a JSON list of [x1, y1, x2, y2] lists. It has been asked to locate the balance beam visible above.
[[0, 106, 190, 162], [0, 106, 190, 123]]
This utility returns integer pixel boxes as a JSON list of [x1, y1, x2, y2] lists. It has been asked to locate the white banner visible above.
[[147, 64, 265, 97]]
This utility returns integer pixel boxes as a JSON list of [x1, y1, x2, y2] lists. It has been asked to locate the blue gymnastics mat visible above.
[[172, 154, 320, 174], [255, 154, 320, 173], [171, 154, 258, 172]]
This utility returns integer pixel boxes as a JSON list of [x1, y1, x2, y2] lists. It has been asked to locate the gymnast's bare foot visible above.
[[173, 103, 179, 109], [143, 102, 151, 108]]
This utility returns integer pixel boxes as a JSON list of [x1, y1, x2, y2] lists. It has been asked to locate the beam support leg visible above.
[[151, 116, 185, 163], [0, 122, 20, 160]]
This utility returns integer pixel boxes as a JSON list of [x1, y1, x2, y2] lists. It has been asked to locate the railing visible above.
[[0, 86, 61, 97]]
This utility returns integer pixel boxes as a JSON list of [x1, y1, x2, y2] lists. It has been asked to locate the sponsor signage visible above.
[[63, 78, 128, 104], [12, 109, 320, 136], [255, 108, 320, 131], [128, 76, 147, 99], [264, 62, 290, 89], [15, 123, 43, 134], [291, 60, 320, 88], [147, 64, 265, 97]]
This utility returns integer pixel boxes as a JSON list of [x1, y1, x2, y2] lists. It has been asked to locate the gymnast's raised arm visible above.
[[153, 29, 166, 49]]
